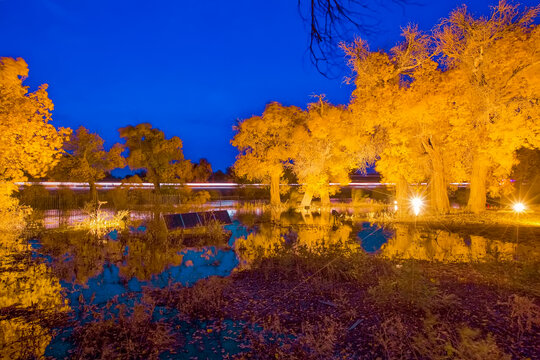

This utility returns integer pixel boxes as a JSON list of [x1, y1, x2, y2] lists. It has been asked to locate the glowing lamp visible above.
[[394, 200, 398, 212], [512, 202, 525, 213], [410, 197, 423, 216]]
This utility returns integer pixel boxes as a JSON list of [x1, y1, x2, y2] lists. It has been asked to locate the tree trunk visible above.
[[89, 181, 98, 203], [270, 173, 281, 206], [396, 176, 408, 216], [467, 155, 488, 214], [300, 190, 313, 209], [320, 188, 331, 207], [153, 180, 161, 194], [430, 150, 450, 214], [270, 208, 282, 222]]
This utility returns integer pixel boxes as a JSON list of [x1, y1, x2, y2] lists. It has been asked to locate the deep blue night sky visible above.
[[1, 0, 537, 171]]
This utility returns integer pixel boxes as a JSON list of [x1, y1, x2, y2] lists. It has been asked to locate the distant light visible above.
[[513, 202, 526, 213], [410, 197, 424, 216], [393, 200, 398, 212]]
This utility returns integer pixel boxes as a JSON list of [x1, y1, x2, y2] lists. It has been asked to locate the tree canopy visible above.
[[119, 123, 192, 192], [291, 97, 376, 207], [0, 57, 69, 183], [50, 126, 125, 199], [436, 0, 540, 213], [232, 102, 304, 206], [342, 0, 540, 214]]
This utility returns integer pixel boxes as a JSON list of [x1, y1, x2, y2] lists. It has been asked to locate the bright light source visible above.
[[410, 197, 424, 216], [512, 202, 526, 213], [394, 200, 398, 211]]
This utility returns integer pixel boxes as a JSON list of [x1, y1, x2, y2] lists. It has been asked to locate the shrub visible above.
[[412, 314, 510, 360], [175, 276, 230, 320], [71, 301, 175, 359], [368, 264, 440, 312], [503, 294, 540, 338]]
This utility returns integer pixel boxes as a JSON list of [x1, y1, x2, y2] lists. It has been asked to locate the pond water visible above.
[[2, 208, 538, 358]]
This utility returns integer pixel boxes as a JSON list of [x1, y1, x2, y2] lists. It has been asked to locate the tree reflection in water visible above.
[[235, 210, 363, 266], [0, 226, 69, 358], [380, 224, 538, 262]]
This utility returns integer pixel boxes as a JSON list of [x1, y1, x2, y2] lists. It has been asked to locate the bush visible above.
[[503, 294, 540, 338], [175, 277, 230, 319], [71, 301, 175, 359], [411, 314, 511, 360], [368, 263, 440, 312]]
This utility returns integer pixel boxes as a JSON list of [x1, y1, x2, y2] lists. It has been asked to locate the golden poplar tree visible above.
[[290, 97, 376, 208], [343, 27, 459, 213], [231, 102, 303, 206], [119, 123, 192, 193], [0, 57, 69, 184], [437, 0, 540, 213], [50, 126, 125, 201]]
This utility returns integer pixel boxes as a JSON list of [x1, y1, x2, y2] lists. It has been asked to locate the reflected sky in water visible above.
[[19, 208, 538, 358]]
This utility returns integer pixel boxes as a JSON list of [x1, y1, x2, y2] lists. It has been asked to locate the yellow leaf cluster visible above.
[[0, 57, 70, 183]]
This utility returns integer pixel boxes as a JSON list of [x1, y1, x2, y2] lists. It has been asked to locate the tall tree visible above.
[[50, 126, 125, 201], [0, 57, 69, 184], [402, 61, 467, 214], [437, 0, 540, 213], [119, 123, 192, 193], [290, 97, 375, 208], [343, 28, 459, 213], [231, 102, 303, 206]]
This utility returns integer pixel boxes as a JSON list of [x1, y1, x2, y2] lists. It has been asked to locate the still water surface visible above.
[[4, 208, 537, 358]]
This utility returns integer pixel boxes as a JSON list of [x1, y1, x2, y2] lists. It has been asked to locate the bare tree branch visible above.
[[298, 0, 412, 78]]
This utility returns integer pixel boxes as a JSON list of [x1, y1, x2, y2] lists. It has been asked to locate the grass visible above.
[[70, 300, 176, 360]]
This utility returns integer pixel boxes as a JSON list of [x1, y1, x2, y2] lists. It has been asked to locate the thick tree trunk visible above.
[[270, 173, 281, 206], [396, 176, 408, 216], [430, 150, 450, 214], [153, 180, 161, 194], [320, 188, 331, 207], [300, 190, 313, 209], [467, 155, 488, 214], [270, 208, 282, 222]]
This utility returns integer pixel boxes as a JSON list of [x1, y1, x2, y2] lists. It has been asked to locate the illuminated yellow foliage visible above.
[[234, 224, 284, 266], [0, 319, 51, 360], [291, 98, 376, 203], [435, 1, 540, 212], [118, 238, 183, 281], [50, 126, 125, 197], [192, 158, 213, 182], [75, 201, 129, 236], [119, 123, 192, 192], [342, 29, 456, 213], [0, 231, 68, 359], [0, 182, 29, 235], [0, 57, 70, 183], [0, 260, 67, 310], [379, 224, 522, 262], [344, 2, 540, 213], [0, 198, 69, 360], [232, 102, 304, 205]]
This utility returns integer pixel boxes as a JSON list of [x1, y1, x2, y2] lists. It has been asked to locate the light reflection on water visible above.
[[42, 208, 237, 229], [35, 210, 537, 306], [9, 208, 537, 358]]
